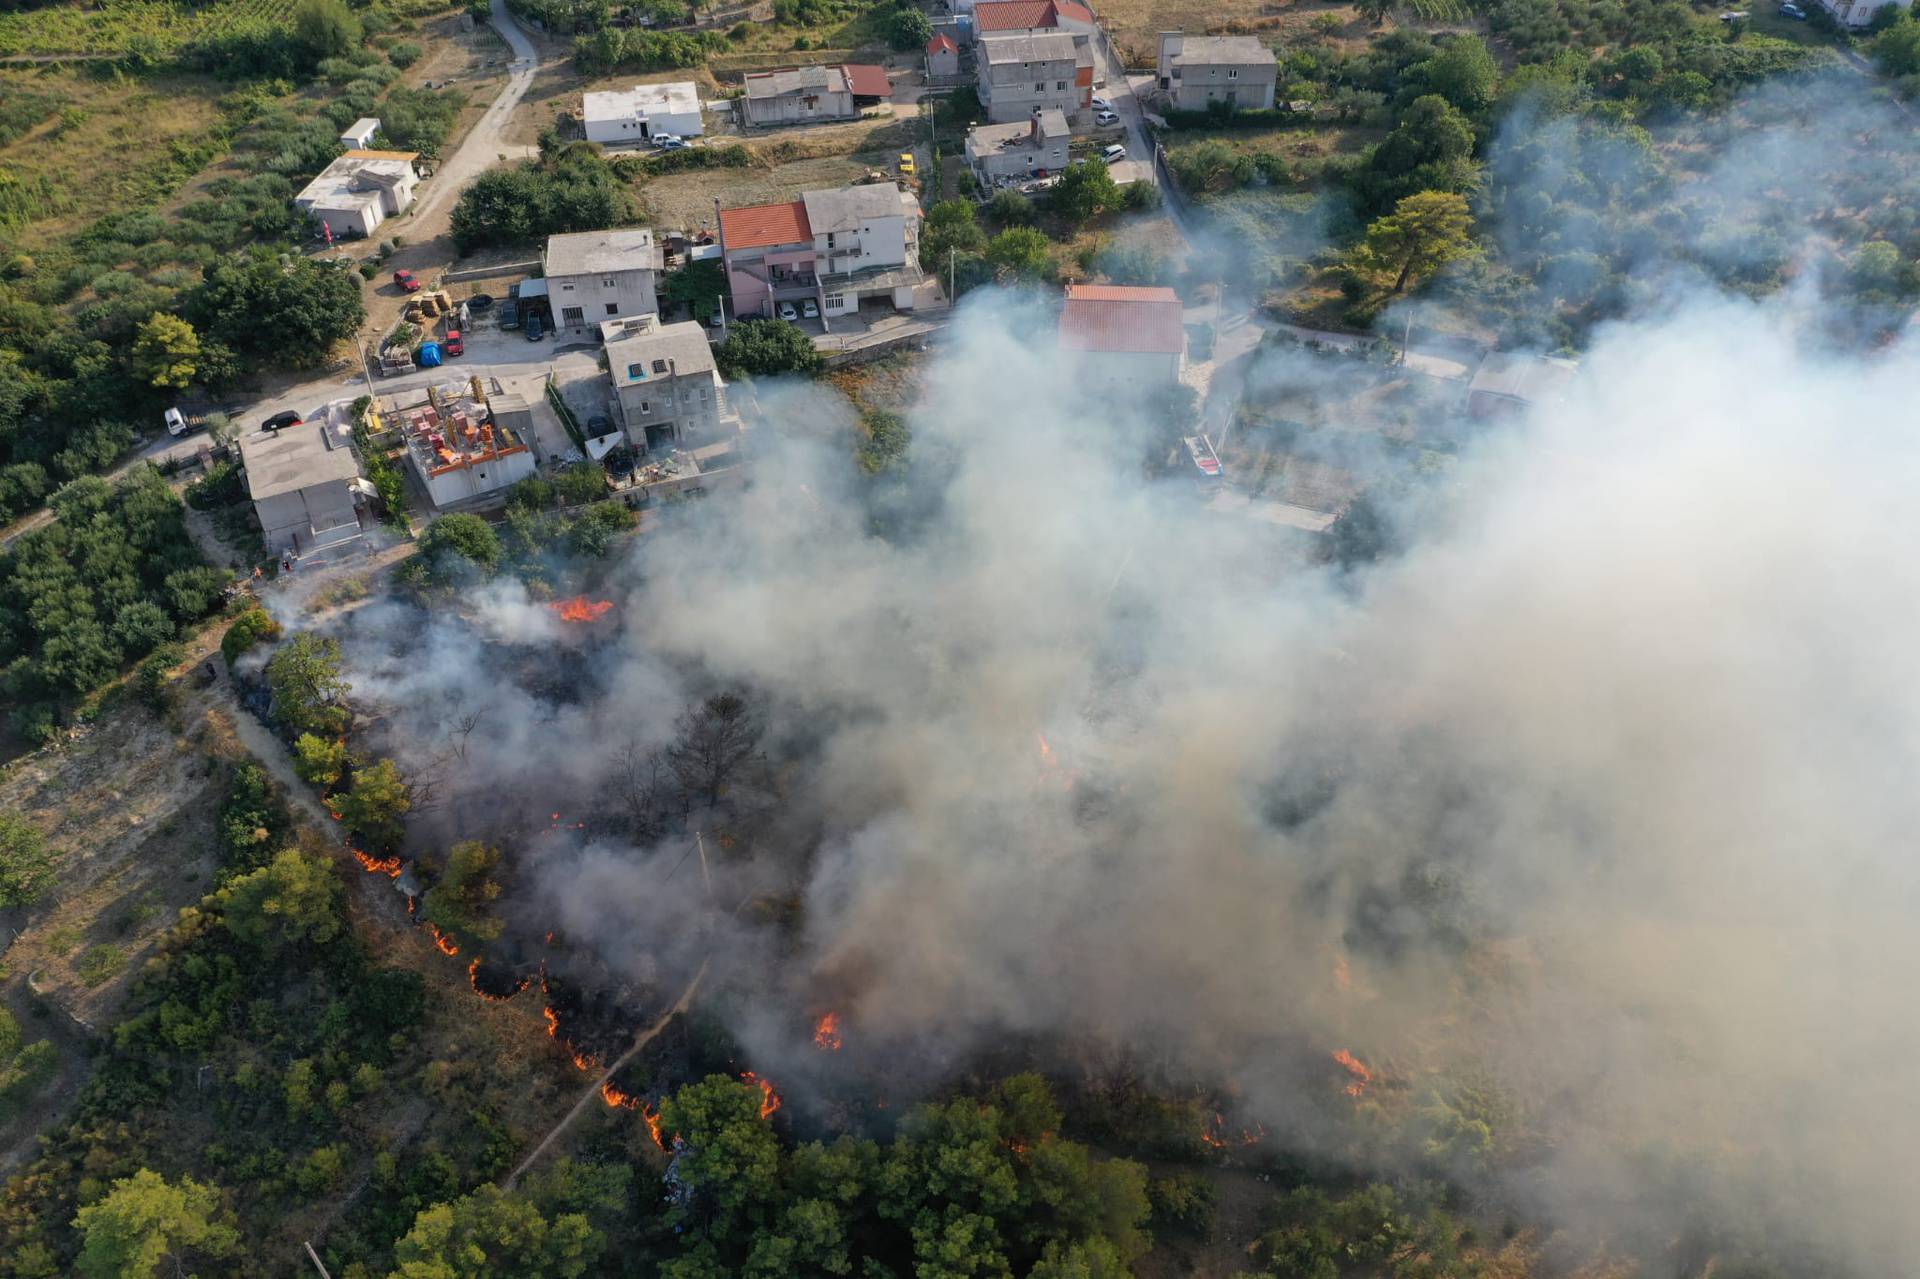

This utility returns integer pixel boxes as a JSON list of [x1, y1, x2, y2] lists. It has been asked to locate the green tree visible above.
[[294, 732, 348, 790], [890, 7, 934, 50], [221, 607, 282, 667], [419, 840, 504, 942], [0, 810, 54, 907], [1848, 239, 1906, 296], [1353, 190, 1477, 293], [1355, 0, 1394, 24], [337, 758, 413, 852], [217, 847, 342, 950], [389, 1184, 600, 1279], [920, 199, 988, 270], [130, 313, 200, 391], [1048, 159, 1123, 227], [1410, 36, 1498, 114], [1359, 94, 1476, 212], [1872, 13, 1920, 77], [412, 512, 501, 585], [659, 1076, 783, 1235], [660, 258, 728, 320], [984, 227, 1054, 282], [265, 632, 350, 737], [292, 0, 362, 61], [856, 409, 910, 476], [188, 253, 365, 369], [715, 318, 824, 379], [71, 1169, 238, 1279]]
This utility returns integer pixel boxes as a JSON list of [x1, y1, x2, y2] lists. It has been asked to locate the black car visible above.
[[261, 410, 303, 432], [499, 298, 520, 329]]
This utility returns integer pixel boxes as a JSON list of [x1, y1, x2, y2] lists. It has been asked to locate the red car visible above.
[[444, 329, 464, 356], [393, 269, 421, 292]]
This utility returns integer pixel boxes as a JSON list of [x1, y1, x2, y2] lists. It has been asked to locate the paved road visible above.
[[406, 0, 543, 235]]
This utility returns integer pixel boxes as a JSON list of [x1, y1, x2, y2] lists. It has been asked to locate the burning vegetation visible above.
[[813, 1011, 842, 1051], [1332, 1049, 1373, 1098], [548, 596, 614, 623]]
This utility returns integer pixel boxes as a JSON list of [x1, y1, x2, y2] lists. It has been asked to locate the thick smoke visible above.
[[300, 92, 1920, 1275]]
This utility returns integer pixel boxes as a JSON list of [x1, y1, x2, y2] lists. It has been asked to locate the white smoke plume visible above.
[[302, 91, 1920, 1275]]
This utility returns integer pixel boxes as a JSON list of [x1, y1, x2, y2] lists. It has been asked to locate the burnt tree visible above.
[[666, 692, 763, 808]]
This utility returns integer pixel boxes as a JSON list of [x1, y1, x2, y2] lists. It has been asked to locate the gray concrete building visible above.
[[238, 423, 365, 559], [544, 228, 664, 335], [604, 314, 728, 452], [1156, 34, 1278, 111], [741, 65, 857, 126], [977, 31, 1086, 125]]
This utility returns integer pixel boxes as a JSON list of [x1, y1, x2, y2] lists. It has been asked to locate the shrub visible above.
[[223, 607, 283, 667], [388, 41, 424, 68]]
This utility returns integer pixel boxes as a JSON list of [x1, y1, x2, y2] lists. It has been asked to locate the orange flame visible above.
[[543, 1006, 561, 1038], [426, 923, 459, 956], [1332, 1049, 1373, 1098], [573, 1050, 599, 1072], [467, 959, 530, 1003], [813, 1012, 842, 1051], [641, 1101, 667, 1149], [1036, 732, 1055, 765], [742, 1070, 781, 1119], [600, 1080, 640, 1110], [1200, 1112, 1228, 1149], [550, 596, 614, 623], [352, 848, 403, 878]]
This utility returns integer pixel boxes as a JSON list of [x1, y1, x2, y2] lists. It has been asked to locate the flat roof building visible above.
[[238, 421, 366, 559], [583, 81, 705, 144], [294, 149, 420, 240]]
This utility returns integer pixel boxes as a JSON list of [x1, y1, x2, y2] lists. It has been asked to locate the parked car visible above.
[[778, 301, 799, 321], [1091, 96, 1112, 111], [801, 298, 820, 319], [261, 410, 303, 432], [652, 132, 681, 146], [1095, 110, 1119, 126], [586, 414, 613, 439], [898, 151, 917, 176], [1778, 2, 1806, 15], [393, 269, 421, 292], [444, 329, 464, 356], [499, 298, 520, 329], [1101, 143, 1127, 164], [526, 313, 545, 341]]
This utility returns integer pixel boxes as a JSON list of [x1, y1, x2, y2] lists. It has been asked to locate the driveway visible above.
[[403, 0, 542, 237]]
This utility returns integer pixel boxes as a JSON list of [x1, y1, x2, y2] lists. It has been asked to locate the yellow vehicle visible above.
[[898, 152, 917, 176]]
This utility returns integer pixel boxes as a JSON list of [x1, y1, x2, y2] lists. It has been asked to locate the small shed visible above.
[[926, 32, 961, 78], [340, 118, 381, 150]]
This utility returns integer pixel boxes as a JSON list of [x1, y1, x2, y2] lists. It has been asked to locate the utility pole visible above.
[[949, 246, 956, 299], [695, 829, 713, 899], [303, 1241, 333, 1278]]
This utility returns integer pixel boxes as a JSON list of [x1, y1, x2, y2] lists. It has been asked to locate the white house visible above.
[[604, 314, 728, 452], [1814, 0, 1910, 23], [1058, 283, 1186, 392], [294, 149, 419, 240], [544, 228, 664, 334], [926, 31, 962, 79], [966, 108, 1071, 186], [1156, 34, 1279, 111], [391, 388, 537, 509], [238, 422, 366, 559], [583, 81, 704, 144], [339, 117, 380, 149]]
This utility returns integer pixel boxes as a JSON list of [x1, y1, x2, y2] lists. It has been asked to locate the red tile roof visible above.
[[1052, 0, 1094, 22], [1059, 284, 1186, 355], [927, 31, 958, 54], [840, 62, 892, 98], [720, 199, 812, 250], [975, 0, 1059, 30]]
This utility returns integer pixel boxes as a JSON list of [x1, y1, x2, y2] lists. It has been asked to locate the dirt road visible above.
[[405, 0, 544, 239]]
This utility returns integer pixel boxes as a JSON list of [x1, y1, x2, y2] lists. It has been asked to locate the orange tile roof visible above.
[[841, 62, 892, 97], [976, 0, 1058, 30], [1052, 0, 1094, 21], [927, 31, 958, 53], [720, 199, 812, 250], [1059, 284, 1186, 355]]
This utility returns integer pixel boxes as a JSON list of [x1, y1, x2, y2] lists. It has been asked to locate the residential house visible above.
[[1465, 352, 1578, 418], [926, 31, 961, 79], [387, 385, 537, 509], [1156, 34, 1278, 111], [339, 117, 380, 149], [543, 228, 663, 334], [972, 0, 1096, 38], [1815, 0, 1910, 23], [966, 107, 1070, 186], [742, 65, 857, 126], [604, 314, 728, 451], [239, 422, 365, 559], [718, 182, 928, 322], [583, 81, 704, 144], [977, 31, 1088, 125], [294, 149, 419, 240], [1058, 283, 1185, 391]]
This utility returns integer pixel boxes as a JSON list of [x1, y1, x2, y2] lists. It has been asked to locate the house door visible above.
[[645, 421, 677, 451]]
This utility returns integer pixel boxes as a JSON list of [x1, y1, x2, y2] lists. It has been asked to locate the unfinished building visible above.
[[377, 379, 537, 510]]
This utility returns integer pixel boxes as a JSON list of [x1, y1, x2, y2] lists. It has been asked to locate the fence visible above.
[[544, 374, 587, 451]]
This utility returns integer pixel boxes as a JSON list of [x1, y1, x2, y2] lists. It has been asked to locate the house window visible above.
[[561, 282, 574, 290], [628, 364, 646, 379], [561, 306, 584, 324], [652, 358, 669, 374], [606, 303, 619, 315], [1056, 80, 1066, 89], [1228, 68, 1238, 78], [640, 400, 651, 414], [826, 232, 836, 248], [1035, 82, 1046, 92], [602, 276, 615, 287]]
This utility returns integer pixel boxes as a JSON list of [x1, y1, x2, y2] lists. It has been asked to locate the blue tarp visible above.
[[418, 341, 443, 367]]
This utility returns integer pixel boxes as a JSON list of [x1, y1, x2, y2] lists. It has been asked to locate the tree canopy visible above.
[[71, 1169, 238, 1279], [715, 319, 823, 379], [1353, 190, 1478, 293]]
